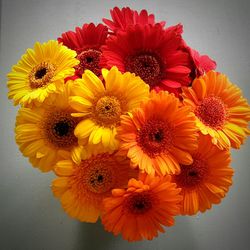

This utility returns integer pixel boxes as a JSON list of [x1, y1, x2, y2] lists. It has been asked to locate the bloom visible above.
[[182, 71, 250, 149], [15, 83, 83, 172], [102, 6, 165, 33], [101, 23, 191, 93], [69, 66, 149, 151], [185, 45, 217, 80], [58, 23, 108, 78], [7, 40, 78, 107], [52, 153, 137, 222], [172, 135, 234, 215], [117, 91, 198, 175], [101, 174, 182, 241]]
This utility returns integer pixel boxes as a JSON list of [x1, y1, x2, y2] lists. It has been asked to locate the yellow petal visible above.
[[101, 68, 109, 80], [74, 119, 96, 139], [225, 123, 245, 136], [101, 127, 112, 148], [69, 96, 92, 112], [54, 160, 74, 176], [83, 70, 105, 93], [92, 127, 103, 144], [71, 146, 83, 164]]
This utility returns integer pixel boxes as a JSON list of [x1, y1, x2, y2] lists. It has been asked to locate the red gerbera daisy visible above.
[[101, 23, 191, 93], [58, 23, 108, 79], [184, 44, 217, 81], [103, 6, 165, 33]]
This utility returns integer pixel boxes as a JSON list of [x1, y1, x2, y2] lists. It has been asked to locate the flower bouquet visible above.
[[7, 7, 250, 241]]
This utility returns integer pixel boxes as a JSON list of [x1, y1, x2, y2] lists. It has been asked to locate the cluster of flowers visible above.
[[7, 7, 250, 241]]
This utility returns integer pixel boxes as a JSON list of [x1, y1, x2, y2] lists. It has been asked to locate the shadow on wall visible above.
[[74, 216, 198, 250]]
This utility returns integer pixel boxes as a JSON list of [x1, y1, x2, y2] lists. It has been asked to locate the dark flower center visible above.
[[84, 162, 114, 194], [76, 48, 102, 76], [188, 170, 197, 177], [152, 130, 164, 142], [53, 121, 70, 137], [125, 53, 162, 87], [125, 192, 153, 214], [29, 62, 55, 89], [174, 156, 208, 188], [35, 68, 47, 79], [43, 111, 78, 148], [137, 118, 173, 157]]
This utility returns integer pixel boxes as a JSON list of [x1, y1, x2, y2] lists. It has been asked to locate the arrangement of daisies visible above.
[[7, 7, 250, 242]]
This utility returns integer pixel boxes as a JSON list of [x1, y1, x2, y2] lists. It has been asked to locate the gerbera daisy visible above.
[[172, 135, 234, 215], [69, 66, 149, 151], [102, 6, 165, 33], [182, 71, 250, 149], [7, 40, 78, 107], [101, 23, 191, 93], [58, 23, 108, 79], [117, 91, 198, 176], [52, 153, 137, 222], [15, 82, 83, 172], [184, 44, 217, 81], [101, 173, 182, 241]]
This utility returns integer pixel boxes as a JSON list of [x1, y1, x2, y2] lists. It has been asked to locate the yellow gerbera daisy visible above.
[[182, 71, 250, 149], [69, 66, 150, 151], [7, 40, 79, 107], [15, 82, 83, 172]]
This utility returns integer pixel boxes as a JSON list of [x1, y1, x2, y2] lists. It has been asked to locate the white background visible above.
[[0, 0, 249, 249]]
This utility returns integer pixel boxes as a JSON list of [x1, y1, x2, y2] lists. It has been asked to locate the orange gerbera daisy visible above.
[[52, 153, 137, 222], [172, 135, 234, 215], [182, 71, 250, 149], [101, 174, 182, 241], [117, 91, 198, 176]]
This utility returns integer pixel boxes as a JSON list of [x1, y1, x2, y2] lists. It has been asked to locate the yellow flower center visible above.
[[93, 96, 122, 126], [29, 62, 55, 89], [42, 110, 78, 148], [195, 96, 227, 129], [125, 53, 162, 86]]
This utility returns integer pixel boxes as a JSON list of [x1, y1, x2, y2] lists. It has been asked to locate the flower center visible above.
[[174, 156, 208, 188], [137, 118, 173, 157], [53, 121, 70, 137], [195, 96, 227, 129], [43, 110, 78, 148], [86, 165, 114, 194], [124, 192, 153, 214], [29, 62, 55, 89], [93, 96, 122, 126], [76, 154, 117, 194], [75, 48, 102, 76], [125, 53, 162, 86]]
